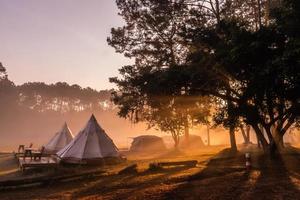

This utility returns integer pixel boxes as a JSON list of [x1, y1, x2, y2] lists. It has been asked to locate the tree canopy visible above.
[[109, 0, 300, 154], [108, 0, 215, 146]]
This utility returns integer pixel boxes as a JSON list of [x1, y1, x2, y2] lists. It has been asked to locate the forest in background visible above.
[[1, 61, 299, 151], [0, 64, 160, 151]]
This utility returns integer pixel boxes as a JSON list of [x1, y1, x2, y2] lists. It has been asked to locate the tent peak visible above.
[[86, 114, 103, 131], [91, 113, 96, 118], [89, 114, 97, 122], [63, 121, 68, 127], [61, 122, 69, 130], [44, 122, 74, 153]]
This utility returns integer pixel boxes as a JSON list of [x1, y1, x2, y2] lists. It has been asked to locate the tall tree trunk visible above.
[[257, 135, 261, 148], [240, 125, 250, 144], [269, 127, 285, 155], [269, 133, 283, 156], [215, 0, 220, 25], [172, 131, 180, 149], [254, 124, 261, 148], [252, 124, 269, 152], [246, 125, 251, 142], [257, 0, 262, 28], [269, 116, 295, 155], [207, 124, 210, 146], [184, 115, 189, 144], [227, 97, 237, 152], [210, 0, 221, 25], [265, 0, 271, 25], [229, 126, 237, 152]]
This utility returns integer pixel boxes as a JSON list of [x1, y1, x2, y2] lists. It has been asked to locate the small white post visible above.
[[245, 152, 251, 170]]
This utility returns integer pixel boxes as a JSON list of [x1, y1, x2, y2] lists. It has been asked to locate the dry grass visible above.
[[1, 145, 300, 200]]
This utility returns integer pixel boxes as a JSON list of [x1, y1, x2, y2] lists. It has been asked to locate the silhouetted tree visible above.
[[178, 0, 300, 154], [109, 0, 299, 155], [109, 0, 212, 146]]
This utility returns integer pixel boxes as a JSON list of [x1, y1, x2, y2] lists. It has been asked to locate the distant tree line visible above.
[[0, 63, 113, 113]]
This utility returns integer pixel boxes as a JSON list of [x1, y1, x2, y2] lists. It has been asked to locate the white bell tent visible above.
[[44, 122, 74, 153], [57, 115, 119, 163]]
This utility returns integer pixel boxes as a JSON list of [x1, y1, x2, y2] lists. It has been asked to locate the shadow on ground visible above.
[[2, 146, 300, 200], [73, 164, 196, 199], [163, 147, 300, 200]]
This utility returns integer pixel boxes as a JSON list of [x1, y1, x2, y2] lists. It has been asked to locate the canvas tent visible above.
[[44, 122, 74, 153], [57, 115, 119, 164], [130, 135, 166, 152]]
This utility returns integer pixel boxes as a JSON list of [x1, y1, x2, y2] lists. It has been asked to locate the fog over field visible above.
[[0, 107, 239, 151], [0, 77, 299, 152], [0, 105, 263, 152]]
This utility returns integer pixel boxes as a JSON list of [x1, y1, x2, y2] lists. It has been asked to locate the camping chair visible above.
[[22, 143, 35, 160], [18, 145, 25, 153], [20, 143, 33, 153], [33, 146, 45, 161]]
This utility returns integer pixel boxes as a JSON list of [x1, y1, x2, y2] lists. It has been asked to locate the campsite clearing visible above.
[[2, 145, 300, 199]]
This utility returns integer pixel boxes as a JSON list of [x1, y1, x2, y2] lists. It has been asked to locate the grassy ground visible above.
[[0, 153, 20, 180], [1, 145, 300, 200]]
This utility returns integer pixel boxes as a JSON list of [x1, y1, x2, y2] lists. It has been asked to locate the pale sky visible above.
[[0, 0, 132, 90]]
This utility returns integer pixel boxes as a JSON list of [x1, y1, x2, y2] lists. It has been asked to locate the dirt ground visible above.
[[1, 145, 300, 200]]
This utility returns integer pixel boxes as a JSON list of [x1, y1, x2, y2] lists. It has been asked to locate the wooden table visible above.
[[23, 148, 38, 160]]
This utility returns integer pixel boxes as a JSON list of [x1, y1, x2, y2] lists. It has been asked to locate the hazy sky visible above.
[[0, 0, 132, 90]]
